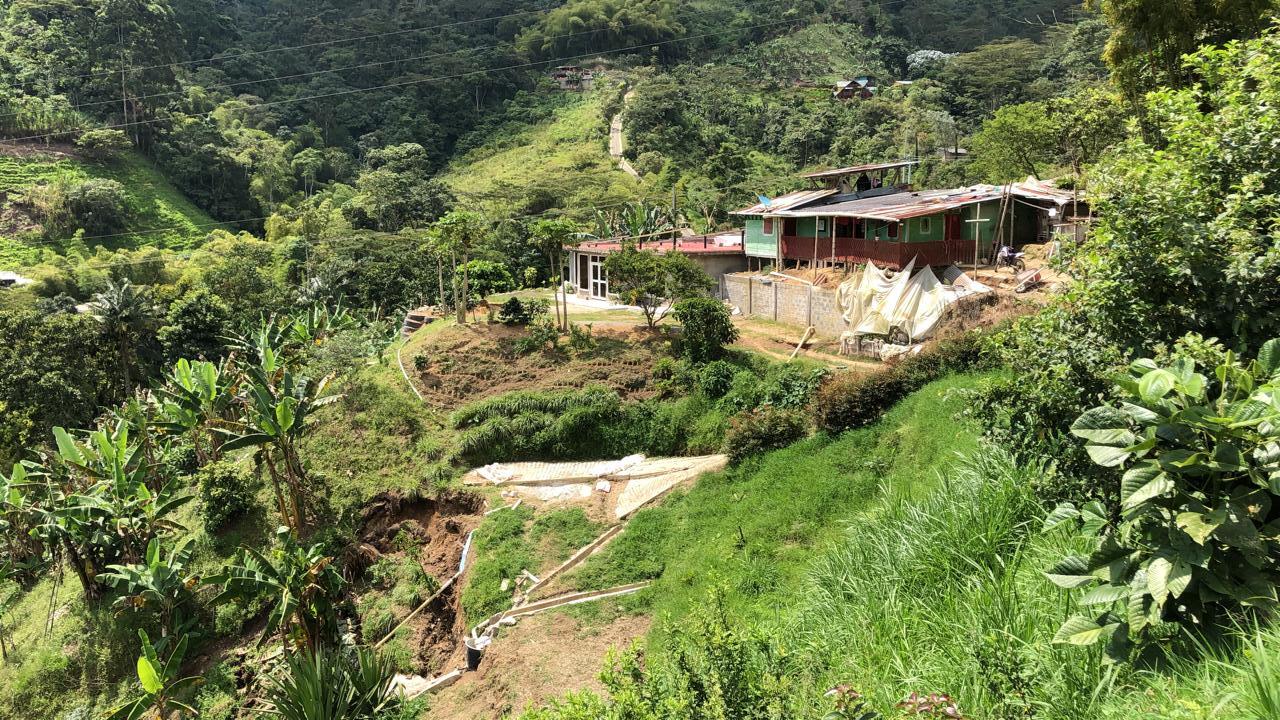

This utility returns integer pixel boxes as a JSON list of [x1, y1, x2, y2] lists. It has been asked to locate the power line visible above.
[[11, 0, 786, 121], [2, 15, 819, 144], [48, 4, 560, 84]]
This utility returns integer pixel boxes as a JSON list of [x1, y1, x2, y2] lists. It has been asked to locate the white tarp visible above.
[[837, 261, 991, 342]]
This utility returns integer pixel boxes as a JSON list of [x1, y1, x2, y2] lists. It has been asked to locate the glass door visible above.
[[589, 255, 608, 299]]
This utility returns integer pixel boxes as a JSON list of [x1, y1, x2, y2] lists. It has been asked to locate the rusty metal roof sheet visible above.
[[731, 188, 837, 216], [776, 185, 1005, 221], [801, 160, 919, 180]]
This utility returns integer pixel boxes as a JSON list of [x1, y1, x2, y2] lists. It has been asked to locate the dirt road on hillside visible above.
[[609, 89, 639, 179]]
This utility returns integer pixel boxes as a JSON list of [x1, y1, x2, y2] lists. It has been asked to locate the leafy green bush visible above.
[[455, 259, 515, 301], [196, 461, 255, 534], [498, 297, 550, 325], [673, 297, 738, 362], [63, 178, 131, 236], [723, 406, 808, 464], [653, 356, 696, 397], [762, 364, 828, 409], [567, 323, 596, 355], [1044, 341, 1280, 659], [697, 360, 736, 399], [514, 317, 561, 354], [815, 333, 981, 434], [74, 129, 130, 162]]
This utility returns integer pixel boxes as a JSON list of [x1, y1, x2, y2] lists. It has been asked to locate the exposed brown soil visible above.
[[353, 489, 486, 672], [429, 609, 651, 720], [406, 323, 665, 410], [0, 194, 41, 238], [0, 140, 77, 159]]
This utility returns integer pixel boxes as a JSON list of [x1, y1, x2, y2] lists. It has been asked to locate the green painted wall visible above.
[[744, 216, 776, 258], [793, 216, 832, 239], [961, 201, 1002, 246], [906, 214, 944, 242], [870, 220, 900, 241]]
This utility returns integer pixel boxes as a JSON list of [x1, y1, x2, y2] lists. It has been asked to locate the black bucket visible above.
[[464, 636, 485, 671]]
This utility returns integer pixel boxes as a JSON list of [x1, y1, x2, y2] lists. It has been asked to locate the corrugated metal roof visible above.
[[801, 160, 919, 180], [731, 188, 837, 216], [1010, 178, 1077, 206], [776, 185, 1006, 221]]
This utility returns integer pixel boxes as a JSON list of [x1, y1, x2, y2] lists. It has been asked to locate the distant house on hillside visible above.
[[734, 165, 1080, 271], [550, 66, 594, 91], [833, 76, 878, 100], [565, 232, 747, 301]]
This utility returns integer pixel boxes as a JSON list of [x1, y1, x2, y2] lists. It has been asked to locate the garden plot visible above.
[[464, 454, 728, 519]]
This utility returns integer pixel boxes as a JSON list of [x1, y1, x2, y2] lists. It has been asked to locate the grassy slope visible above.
[[567, 373, 989, 641], [537, 371, 1280, 719], [0, 149, 213, 268], [439, 81, 643, 218]]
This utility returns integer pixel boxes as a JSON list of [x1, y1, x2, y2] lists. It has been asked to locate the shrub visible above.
[[672, 297, 738, 362], [514, 316, 560, 354], [74, 129, 130, 162], [455, 259, 515, 301], [815, 333, 982, 434], [498, 297, 549, 325], [197, 461, 255, 534], [522, 267, 539, 288], [63, 178, 131, 236], [1044, 341, 1280, 659], [697, 360, 736, 399], [723, 406, 808, 464], [762, 364, 828, 409], [652, 356, 696, 397], [567, 322, 596, 355]]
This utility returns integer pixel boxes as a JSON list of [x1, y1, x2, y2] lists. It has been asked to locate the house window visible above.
[[817, 218, 828, 233], [888, 222, 900, 239], [762, 218, 774, 235], [919, 217, 932, 235]]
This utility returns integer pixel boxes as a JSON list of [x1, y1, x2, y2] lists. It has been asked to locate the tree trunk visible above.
[[462, 251, 471, 324]]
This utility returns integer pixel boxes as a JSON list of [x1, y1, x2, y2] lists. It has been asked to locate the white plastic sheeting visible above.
[[836, 261, 991, 342]]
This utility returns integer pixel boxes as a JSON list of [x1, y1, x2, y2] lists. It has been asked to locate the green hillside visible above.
[[0, 147, 214, 269], [440, 80, 644, 219]]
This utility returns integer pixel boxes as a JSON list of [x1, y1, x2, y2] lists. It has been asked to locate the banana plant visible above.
[[0, 463, 49, 586], [38, 426, 192, 604], [98, 536, 198, 641], [155, 358, 239, 466], [207, 528, 345, 653], [217, 349, 338, 534], [107, 630, 200, 720]]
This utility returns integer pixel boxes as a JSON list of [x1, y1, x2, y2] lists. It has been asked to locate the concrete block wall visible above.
[[725, 274, 850, 337]]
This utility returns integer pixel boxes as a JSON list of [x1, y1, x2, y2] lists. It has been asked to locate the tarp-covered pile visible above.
[[836, 260, 990, 342]]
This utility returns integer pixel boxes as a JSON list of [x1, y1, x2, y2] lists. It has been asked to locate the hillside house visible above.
[[550, 66, 594, 91], [734, 171, 1078, 271], [833, 76, 877, 100], [565, 232, 748, 301], [735, 160, 918, 266]]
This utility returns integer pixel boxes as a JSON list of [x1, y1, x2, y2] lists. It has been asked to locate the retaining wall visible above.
[[726, 274, 848, 337]]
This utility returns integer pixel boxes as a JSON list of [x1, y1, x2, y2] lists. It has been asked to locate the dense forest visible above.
[[2, 0, 1280, 719]]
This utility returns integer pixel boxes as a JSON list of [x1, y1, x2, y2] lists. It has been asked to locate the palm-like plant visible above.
[[0, 463, 49, 586], [107, 631, 200, 720], [155, 358, 239, 466], [207, 529, 345, 653], [264, 644, 400, 720], [39, 425, 192, 603], [89, 279, 156, 394], [217, 340, 338, 533], [98, 536, 198, 640]]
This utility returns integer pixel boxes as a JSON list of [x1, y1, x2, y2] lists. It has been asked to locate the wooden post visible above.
[[830, 215, 836, 267], [812, 218, 818, 270]]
